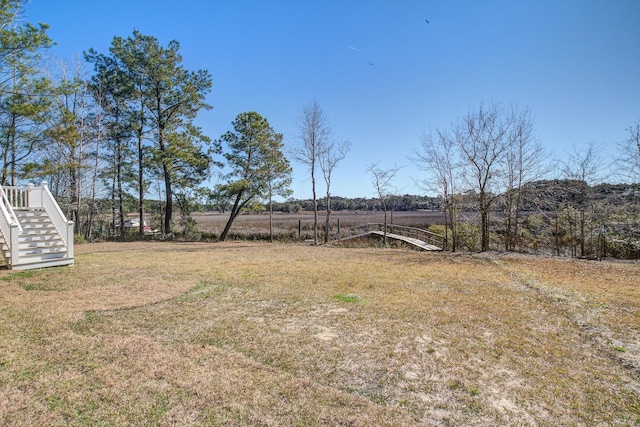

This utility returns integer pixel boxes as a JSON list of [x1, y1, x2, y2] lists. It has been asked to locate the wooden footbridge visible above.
[[334, 223, 446, 251]]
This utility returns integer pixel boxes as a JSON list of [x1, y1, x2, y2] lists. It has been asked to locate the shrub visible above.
[[458, 223, 480, 252], [181, 217, 202, 242]]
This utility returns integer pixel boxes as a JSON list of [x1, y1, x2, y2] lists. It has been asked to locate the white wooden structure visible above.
[[0, 182, 74, 270]]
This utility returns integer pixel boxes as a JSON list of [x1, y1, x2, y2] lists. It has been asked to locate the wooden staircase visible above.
[[0, 183, 74, 270]]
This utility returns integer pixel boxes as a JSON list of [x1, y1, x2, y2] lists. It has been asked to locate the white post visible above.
[[27, 183, 34, 209], [40, 181, 47, 209], [10, 223, 20, 267], [67, 221, 75, 260]]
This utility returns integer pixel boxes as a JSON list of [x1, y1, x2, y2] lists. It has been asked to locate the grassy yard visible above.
[[0, 241, 638, 426]]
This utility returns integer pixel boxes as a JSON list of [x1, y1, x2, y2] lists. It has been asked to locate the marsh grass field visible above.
[[191, 210, 445, 241], [0, 240, 639, 426]]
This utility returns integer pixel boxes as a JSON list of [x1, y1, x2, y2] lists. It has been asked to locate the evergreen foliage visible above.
[[216, 111, 290, 241]]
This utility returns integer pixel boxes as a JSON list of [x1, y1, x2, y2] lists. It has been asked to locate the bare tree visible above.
[[319, 139, 350, 243], [413, 130, 461, 251], [367, 162, 399, 246], [503, 108, 548, 251], [617, 119, 640, 184], [561, 142, 604, 257], [41, 58, 94, 234], [86, 108, 104, 241], [454, 102, 516, 251], [615, 120, 640, 258], [290, 100, 331, 244]]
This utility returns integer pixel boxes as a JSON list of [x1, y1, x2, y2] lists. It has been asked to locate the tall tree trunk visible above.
[[269, 192, 274, 243], [9, 112, 16, 186], [383, 205, 388, 246], [220, 191, 244, 242], [163, 163, 173, 236], [311, 163, 318, 244], [111, 161, 117, 237], [324, 191, 331, 244], [69, 165, 79, 232], [116, 138, 125, 240], [137, 100, 146, 237], [513, 190, 522, 251], [442, 195, 449, 251], [505, 190, 513, 251], [158, 123, 173, 236], [87, 128, 100, 241], [479, 190, 489, 252], [138, 131, 145, 236], [449, 203, 458, 252], [76, 121, 85, 236]]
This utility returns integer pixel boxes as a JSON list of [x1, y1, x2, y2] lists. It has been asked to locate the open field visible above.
[[0, 241, 639, 425], [192, 210, 445, 240]]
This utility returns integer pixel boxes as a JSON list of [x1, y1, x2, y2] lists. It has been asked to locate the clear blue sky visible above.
[[26, 0, 640, 199]]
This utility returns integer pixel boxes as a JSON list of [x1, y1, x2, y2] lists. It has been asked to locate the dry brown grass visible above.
[[192, 211, 443, 240], [0, 242, 638, 426]]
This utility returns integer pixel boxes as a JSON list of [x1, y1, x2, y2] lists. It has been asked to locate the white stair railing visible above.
[[4, 186, 29, 209], [0, 182, 75, 268], [0, 186, 21, 264], [27, 182, 74, 260]]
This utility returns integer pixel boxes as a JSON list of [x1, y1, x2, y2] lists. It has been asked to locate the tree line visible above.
[[411, 103, 639, 258], [1, 2, 292, 242], [2, 2, 638, 257], [265, 181, 639, 259]]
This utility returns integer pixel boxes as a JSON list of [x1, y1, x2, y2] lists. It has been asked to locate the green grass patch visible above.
[[448, 379, 461, 390], [333, 293, 360, 303], [2, 270, 34, 282]]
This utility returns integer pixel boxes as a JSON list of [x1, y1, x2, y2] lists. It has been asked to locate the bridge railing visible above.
[[342, 223, 446, 249]]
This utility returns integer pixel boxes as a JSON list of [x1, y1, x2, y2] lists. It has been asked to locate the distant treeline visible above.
[[269, 194, 440, 213], [115, 180, 637, 215], [264, 180, 639, 215]]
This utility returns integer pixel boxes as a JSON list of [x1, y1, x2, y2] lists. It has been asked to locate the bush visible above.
[[181, 217, 201, 242], [458, 223, 480, 252]]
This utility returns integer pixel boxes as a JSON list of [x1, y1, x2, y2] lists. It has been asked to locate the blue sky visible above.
[[26, 0, 640, 199]]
